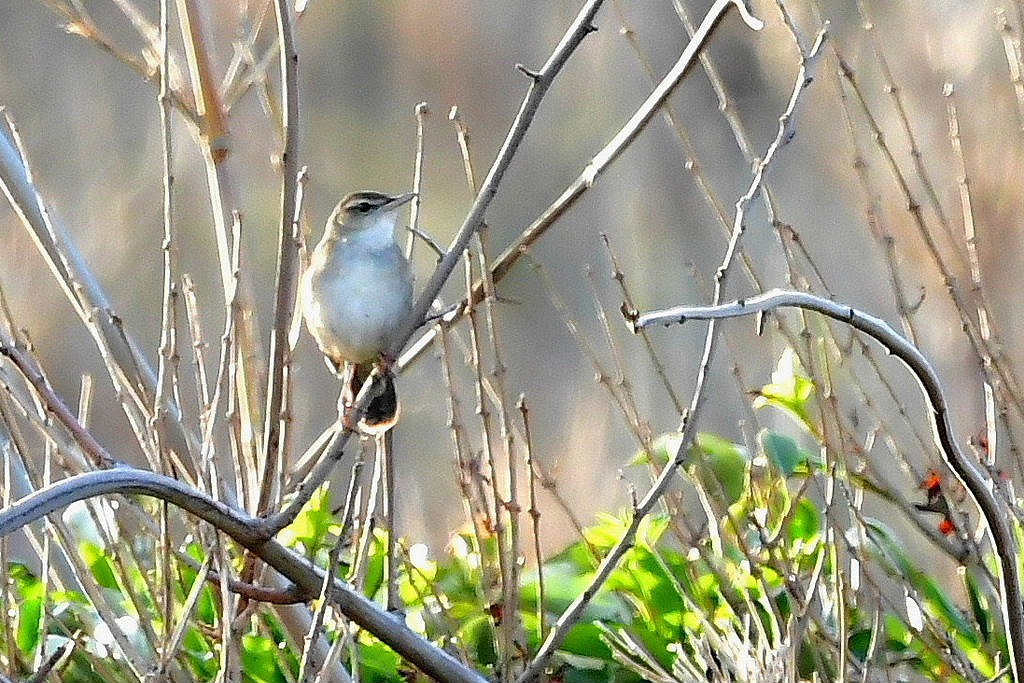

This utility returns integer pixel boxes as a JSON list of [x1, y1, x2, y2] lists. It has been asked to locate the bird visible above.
[[300, 190, 415, 434]]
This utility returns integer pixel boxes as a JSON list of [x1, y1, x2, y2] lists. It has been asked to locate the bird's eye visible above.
[[355, 202, 373, 213]]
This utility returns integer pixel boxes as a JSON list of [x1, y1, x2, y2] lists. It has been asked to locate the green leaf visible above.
[[753, 349, 817, 432], [848, 628, 875, 661], [8, 564, 44, 655], [78, 541, 120, 591], [631, 432, 683, 467], [919, 573, 976, 636], [240, 634, 287, 683], [559, 622, 613, 660], [523, 548, 630, 622], [362, 530, 387, 599], [458, 613, 497, 665], [358, 640, 403, 682], [787, 497, 822, 550], [963, 567, 992, 642], [278, 483, 339, 558], [758, 430, 821, 476], [690, 433, 750, 506]]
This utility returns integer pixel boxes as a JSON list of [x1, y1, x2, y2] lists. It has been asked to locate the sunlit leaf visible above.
[[240, 634, 287, 683], [788, 497, 822, 549], [78, 540, 120, 591], [753, 349, 817, 432], [359, 640, 403, 682], [277, 483, 339, 558], [690, 433, 750, 506], [632, 432, 684, 467], [8, 563, 43, 655]]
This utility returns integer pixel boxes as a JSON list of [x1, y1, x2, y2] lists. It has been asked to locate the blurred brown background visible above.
[[2, 0, 1023, 558]]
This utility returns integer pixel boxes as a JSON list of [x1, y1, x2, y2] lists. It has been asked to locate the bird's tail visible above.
[[342, 363, 400, 434]]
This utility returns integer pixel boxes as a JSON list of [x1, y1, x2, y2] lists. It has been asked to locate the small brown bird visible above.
[[300, 191, 415, 433]]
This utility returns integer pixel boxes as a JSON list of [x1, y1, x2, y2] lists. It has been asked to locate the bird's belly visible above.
[[302, 253, 413, 363]]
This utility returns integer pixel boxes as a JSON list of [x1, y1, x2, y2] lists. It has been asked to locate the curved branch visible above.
[[631, 288, 1023, 683], [0, 469, 488, 683]]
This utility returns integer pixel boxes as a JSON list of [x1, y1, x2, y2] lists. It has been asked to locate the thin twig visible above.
[[397, 0, 764, 371], [517, 395, 546, 641], [259, 0, 302, 515], [407, 102, 429, 260], [600, 234, 685, 415], [0, 113, 197, 480], [837, 51, 1024, 425], [154, 0, 181, 475]]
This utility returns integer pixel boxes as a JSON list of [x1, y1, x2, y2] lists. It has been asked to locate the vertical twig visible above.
[[156, 0, 176, 662], [407, 102, 429, 260], [517, 395, 546, 641], [259, 0, 301, 515], [463, 246, 509, 669], [175, 0, 268, 501], [945, 85, 1016, 475], [382, 431, 401, 614], [475, 236, 526, 676]]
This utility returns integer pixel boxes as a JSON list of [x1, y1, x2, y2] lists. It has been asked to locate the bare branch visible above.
[[398, 0, 764, 372], [389, 0, 609, 361], [260, 0, 302, 514]]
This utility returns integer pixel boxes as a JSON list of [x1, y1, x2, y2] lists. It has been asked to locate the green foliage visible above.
[[7, 563, 44, 657], [752, 348, 818, 434], [1, 353, 1012, 683]]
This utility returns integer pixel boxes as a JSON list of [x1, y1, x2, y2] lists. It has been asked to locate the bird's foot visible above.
[[376, 352, 397, 374]]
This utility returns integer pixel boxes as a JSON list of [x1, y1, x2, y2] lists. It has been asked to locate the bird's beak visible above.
[[383, 192, 416, 211]]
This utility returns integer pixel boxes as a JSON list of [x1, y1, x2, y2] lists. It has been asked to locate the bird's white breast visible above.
[[300, 229, 413, 365]]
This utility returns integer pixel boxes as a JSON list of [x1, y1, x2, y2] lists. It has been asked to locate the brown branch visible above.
[[259, 0, 302, 515]]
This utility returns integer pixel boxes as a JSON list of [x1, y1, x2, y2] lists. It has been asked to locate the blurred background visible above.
[[1, 0, 1023, 567]]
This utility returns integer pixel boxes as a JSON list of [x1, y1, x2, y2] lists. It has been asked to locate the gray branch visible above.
[[0, 468, 489, 683], [632, 288, 1023, 683]]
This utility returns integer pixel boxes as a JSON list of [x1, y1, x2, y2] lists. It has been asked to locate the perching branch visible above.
[[272, 0, 610, 536], [629, 288, 1024, 683], [397, 0, 764, 372], [389, 0, 607, 360]]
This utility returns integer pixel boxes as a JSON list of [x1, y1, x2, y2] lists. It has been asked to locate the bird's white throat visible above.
[[342, 211, 399, 251]]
